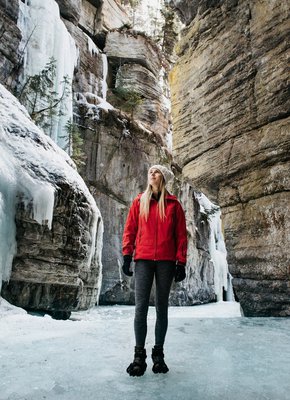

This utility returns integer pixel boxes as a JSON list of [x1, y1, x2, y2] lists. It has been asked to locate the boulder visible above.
[[170, 0, 290, 315]]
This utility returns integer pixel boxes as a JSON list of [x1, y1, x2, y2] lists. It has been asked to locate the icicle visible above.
[[94, 216, 104, 306], [101, 53, 108, 102], [86, 33, 99, 56]]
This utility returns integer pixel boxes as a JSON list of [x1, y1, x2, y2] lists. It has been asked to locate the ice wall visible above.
[[196, 192, 234, 302], [0, 83, 102, 293], [17, 0, 78, 150]]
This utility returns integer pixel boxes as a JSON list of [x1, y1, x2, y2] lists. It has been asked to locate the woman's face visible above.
[[148, 168, 163, 188]]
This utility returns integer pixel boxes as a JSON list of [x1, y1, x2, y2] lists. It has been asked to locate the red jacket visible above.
[[122, 193, 187, 264]]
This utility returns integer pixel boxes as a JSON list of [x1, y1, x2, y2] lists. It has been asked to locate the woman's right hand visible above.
[[122, 255, 133, 276]]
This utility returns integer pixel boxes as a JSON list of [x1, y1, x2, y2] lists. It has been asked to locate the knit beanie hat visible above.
[[149, 165, 174, 184]]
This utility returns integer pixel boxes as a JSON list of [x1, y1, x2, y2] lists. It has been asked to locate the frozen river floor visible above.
[[1, 301, 290, 400]]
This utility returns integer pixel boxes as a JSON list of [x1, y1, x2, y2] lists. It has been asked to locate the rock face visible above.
[[78, 105, 168, 303], [105, 30, 162, 76], [64, 19, 104, 99], [104, 30, 170, 138], [0, 84, 103, 315], [169, 183, 215, 305], [169, 0, 199, 24], [55, 0, 82, 25], [114, 63, 170, 137], [78, 105, 216, 304], [0, 1, 21, 88], [170, 0, 290, 316], [79, 0, 129, 42], [0, 0, 222, 309]]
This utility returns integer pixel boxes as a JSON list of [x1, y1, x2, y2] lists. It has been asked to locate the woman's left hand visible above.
[[175, 263, 186, 282]]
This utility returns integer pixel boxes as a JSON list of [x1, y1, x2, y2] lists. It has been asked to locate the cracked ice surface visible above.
[[1, 300, 290, 400]]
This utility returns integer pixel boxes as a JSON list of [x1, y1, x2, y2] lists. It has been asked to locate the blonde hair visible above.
[[140, 173, 167, 220]]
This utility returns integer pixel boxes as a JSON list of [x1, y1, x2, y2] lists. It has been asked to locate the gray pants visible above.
[[134, 260, 175, 348]]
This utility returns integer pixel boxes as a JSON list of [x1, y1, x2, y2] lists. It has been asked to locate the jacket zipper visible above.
[[154, 201, 158, 260]]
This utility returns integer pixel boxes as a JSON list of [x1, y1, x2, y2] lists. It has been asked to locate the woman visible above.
[[122, 165, 187, 377]]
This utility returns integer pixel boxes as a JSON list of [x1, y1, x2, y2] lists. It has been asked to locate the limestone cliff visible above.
[[170, 0, 290, 316]]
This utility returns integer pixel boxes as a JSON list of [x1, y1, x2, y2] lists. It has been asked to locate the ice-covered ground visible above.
[[1, 299, 290, 400]]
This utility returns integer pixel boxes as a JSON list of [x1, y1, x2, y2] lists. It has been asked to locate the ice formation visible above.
[[196, 192, 234, 301], [86, 33, 99, 56], [94, 53, 114, 111], [17, 0, 78, 150], [0, 84, 102, 292]]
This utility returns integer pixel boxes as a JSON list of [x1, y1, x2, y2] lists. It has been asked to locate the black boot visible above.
[[126, 347, 147, 377], [152, 345, 169, 374]]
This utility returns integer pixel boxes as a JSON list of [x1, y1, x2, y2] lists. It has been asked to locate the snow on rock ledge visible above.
[[0, 84, 103, 313]]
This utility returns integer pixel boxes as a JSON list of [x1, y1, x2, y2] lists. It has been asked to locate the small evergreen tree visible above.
[[112, 86, 143, 119], [17, 58, 70, 136], [64, 120, 86, 171]]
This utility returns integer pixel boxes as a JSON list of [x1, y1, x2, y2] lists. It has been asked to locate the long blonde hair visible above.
[[140, 174, 167, 220]]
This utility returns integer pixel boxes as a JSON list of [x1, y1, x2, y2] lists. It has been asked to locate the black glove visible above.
[[122, 255, 133, 276], [175, 263, 186, 282]]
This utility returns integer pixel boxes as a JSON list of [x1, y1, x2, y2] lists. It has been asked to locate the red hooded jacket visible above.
[[122, 193, 187, 264]]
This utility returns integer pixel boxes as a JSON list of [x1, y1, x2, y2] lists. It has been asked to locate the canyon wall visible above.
[[170, 0, 290, 316], [0, 0, 230, 311]]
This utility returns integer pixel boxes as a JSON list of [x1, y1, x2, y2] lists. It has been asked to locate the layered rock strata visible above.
[[170, 0, 290, 316], [105, 30, 170, 138], [79, 0, 129, 44]]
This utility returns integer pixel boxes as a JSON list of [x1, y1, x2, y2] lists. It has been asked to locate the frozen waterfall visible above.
[[17, 0, 78, 151], [196, 192, 234, 302]]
